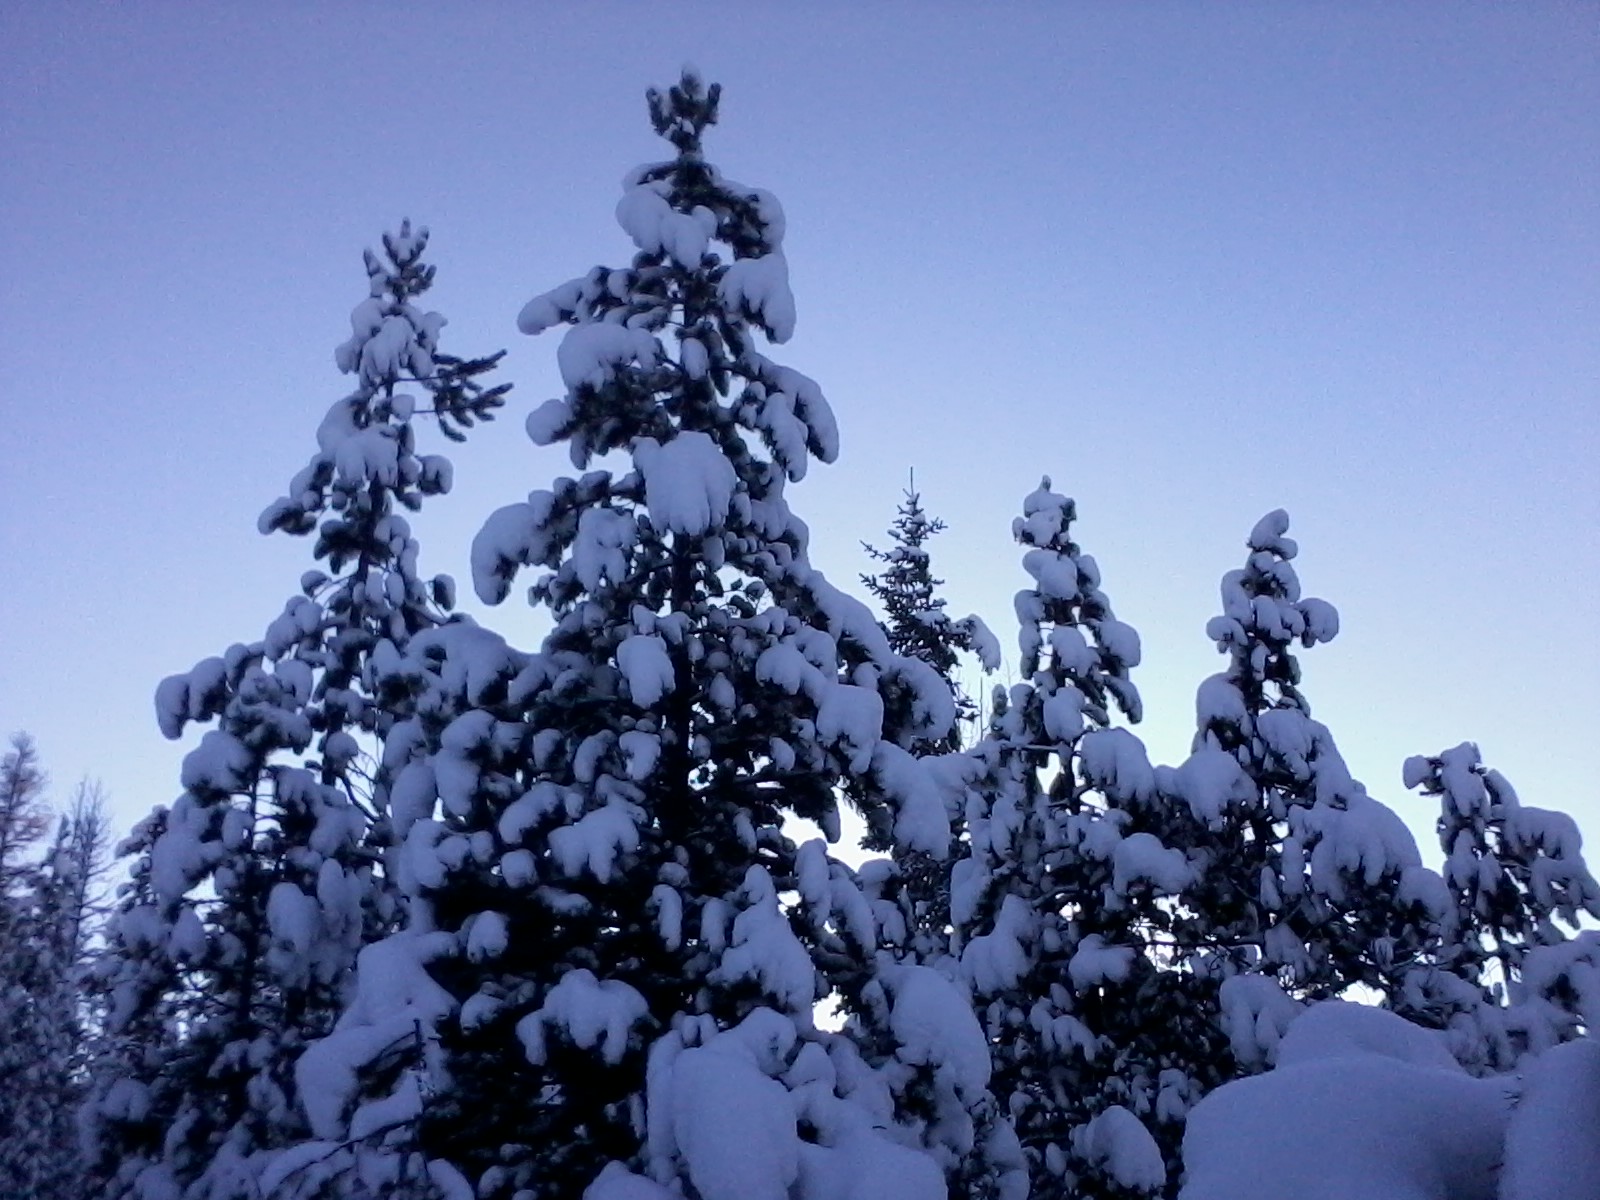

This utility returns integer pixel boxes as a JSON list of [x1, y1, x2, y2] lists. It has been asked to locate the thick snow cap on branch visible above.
[[721, 251, 797, 342], [295, 931, 458, 1140], [632, 1008, 948, 1200], [471, 491, 558, 604], [1073, 1106, 1166, 1194], [884, 964, 992, 1096], [633, 432, 738, 535], [558, 322, 662, 392], [616, 182, 715, 267], [743, 354, 841, 475], [516, 969, 650, 1067]]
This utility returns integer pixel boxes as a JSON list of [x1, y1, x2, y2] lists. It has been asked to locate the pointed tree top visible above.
[[647, 68, 721, 155]]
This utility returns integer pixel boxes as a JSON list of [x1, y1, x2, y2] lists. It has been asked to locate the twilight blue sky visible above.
[[2, 4, 1596, 858]]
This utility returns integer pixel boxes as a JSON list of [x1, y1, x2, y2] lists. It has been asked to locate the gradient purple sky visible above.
[[2, 4, 1596, 857]]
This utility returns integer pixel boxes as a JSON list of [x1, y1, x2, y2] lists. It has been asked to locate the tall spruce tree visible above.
[[83, 224, 506, 1200], [859, 483, 1000, 972], [861, 482, 999, 749], [1405, 742, 1600, 1065], [298, 71, 1017, 1200], [1169, 511, 1446, 1004], [951, 479, 1191, 1199], [0, 830, 87, 1200], [0, 745, 104, 1200], [0, 759, 111, 1200], [0, 731, 52, 888]]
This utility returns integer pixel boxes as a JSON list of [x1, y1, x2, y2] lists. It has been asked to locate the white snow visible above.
[[709, 866, 817, 1013], [1068, 934, 1135, 990], [585, 1163, 679, 1200], [617, 634, 676, 707], [633, 432, 738, 536], [1112, 832, 1192, 897], [744, 357, 839, 471], [516, 969, 649, 1066], [1072, 1106, 1166, 1193], [517, 274, 587, 335], [619, 729, 662, 780], [557, 322, 662, 392], [1079, 728, 1156, 805], [549, 802, 642, 883], [266, 881, 318, 963], [1021, 549, 1080, 603], [471, 491, 558, 604], [1500, 1038, 1600, 1200], [1182, 1003, 1511, 1200], [884, 964, 992, 1096], [960, 615, 1002, 673], [1276, 1000, 1461, 1072], [615, 184, 714, 266], [1159, 747, 1255, 827], [526, 397, 574, 446], [1300, 789, 1424, 903], [1041, 686, 1086, 743], [756, 642, 829, 703], [178, 730, 255, 797], [295, 931, 458, 1140], [871, 743, 951, 857], [465, 910, 509, 961], [720, 252, 797, 342], [669, 1036, 800, 1200], [961, 894, 1035, 995], [1194, 675, 1249, 731], [572, 506, 638, 590], [816, 683, 884, 774]]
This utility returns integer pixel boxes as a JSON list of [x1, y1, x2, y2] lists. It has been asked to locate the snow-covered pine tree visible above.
[[0, 825, 90, 1200], [1169, 510, 1447, 1007], [1142, 510, 1462, 1148], [861, 482, 999, 749], [952, 479, 1187, 1199], [300, 71, 1017, 1200], [52, 780, 114, 1012], [0, 730, 58, 1191], [0, 731, 52, 889], [859, 483, 1000, 971], [1405, 742, 1600, 1065], [83, 223, 507, 1200]]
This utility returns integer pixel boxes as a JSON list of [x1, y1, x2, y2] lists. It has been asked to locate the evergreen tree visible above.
[[1169, 510, 1445, 1005], [56, 779, 114, 981], [1405, 742, 1600, 1065], [952, 479, 1187, 1199], [859, 483, 1000, 972], [301, 71, 1015, 1200], [0, 731, 52, 889], [0, 743, 103, 1200], [83, 223, 506, 1200], [0, 827, 89, 1200], [861, 482, 999, 749]]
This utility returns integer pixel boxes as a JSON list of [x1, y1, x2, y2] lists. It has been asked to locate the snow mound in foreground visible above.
[[1184, 1004, 1516, 1200]]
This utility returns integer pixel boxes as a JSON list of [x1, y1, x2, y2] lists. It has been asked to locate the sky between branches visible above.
[[1, 3, 1595, 855]]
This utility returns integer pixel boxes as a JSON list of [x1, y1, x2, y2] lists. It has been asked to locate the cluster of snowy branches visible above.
[[63, 72, 1599, 1200]]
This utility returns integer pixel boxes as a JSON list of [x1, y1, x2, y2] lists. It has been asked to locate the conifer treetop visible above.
[[1011, 475, 1143, 728], [647, 67, 721, 155], [503, 68, 833, 536], [1198, 509, 1339, 730]]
